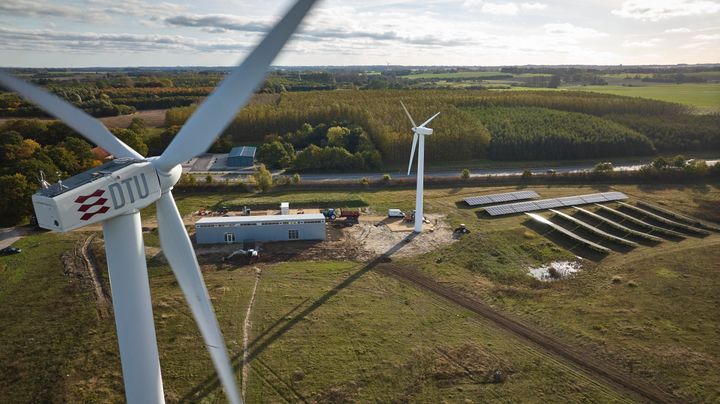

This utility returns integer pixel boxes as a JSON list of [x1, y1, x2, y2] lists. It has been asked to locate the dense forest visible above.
[[257, 122, 382, 171], [465, 107, 656, 160], [0, 119, 150, 226], [165, 89, 713, 164], [606, 114, 720, 152]]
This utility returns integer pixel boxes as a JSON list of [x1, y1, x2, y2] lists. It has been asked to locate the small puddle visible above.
[[528, 260, 583, 281]]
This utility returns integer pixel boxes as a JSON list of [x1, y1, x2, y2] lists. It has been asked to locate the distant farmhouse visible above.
[[227, 146, 256, 167]]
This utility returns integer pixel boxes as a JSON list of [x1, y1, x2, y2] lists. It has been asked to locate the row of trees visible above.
[[0, 87, 135, 117]]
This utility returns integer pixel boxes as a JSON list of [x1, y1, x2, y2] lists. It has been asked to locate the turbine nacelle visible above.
[[413, 126, 433, 136], [31, 159, 183, 232]]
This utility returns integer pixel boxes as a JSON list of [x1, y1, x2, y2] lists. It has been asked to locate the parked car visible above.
[[0, 247, 22, 255], [388, 209, 405, 218]]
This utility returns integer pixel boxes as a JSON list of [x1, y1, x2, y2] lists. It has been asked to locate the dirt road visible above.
[[377, 264, 674, 403]]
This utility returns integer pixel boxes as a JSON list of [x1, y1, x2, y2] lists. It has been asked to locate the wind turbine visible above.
[[0, 0, 319, 403], [401, 101, 440, 233]]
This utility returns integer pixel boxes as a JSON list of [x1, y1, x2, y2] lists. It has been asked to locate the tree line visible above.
[[0, 118, 150, 225], [466, 107, 656, 160], [164, 89, 703, 165]]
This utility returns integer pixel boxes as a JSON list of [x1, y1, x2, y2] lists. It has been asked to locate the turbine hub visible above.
[[149, 157, 182, 192], [414, 127, 433, 136]]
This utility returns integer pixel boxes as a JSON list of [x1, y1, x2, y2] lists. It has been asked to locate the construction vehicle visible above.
[[454, 224, 470, 235], [404, 210, 428, 223], [321, 208, 360, 222]]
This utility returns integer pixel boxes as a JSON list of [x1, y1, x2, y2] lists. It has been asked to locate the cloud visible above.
[[0, 27, 252, 53], [664, 27, 691, 33], [520, 2, 548, 10], [0, 0, 108, 21], [543, 23, 607, 39], [693, 33, 720, 40], [680, 41, 711, 48], [165, 15, 270, 33], [612, 0, 720, 22], [463, 1, 547, 15], [622, 38, 664, 48], [165, 12, 473, 47]]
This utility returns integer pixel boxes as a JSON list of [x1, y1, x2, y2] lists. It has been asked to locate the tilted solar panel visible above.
[[484, 192, 628, 216], [464, 190, 540, 206]]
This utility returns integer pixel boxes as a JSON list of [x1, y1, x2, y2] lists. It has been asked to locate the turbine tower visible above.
[[401, 101, 440, 233], [0, 1, 319, 403]]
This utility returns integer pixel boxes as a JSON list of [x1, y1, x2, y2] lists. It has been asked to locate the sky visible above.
[[0, 0, 719, 67]]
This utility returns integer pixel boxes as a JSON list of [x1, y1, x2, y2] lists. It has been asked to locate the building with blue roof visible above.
[[227, 146, 256, 167]]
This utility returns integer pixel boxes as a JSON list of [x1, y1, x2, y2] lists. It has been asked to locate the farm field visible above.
[[2, 182, 719, 402], [562, 83, 720, 113]]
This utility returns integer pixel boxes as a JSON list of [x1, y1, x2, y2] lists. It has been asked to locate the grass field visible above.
[[2, 183, 719, 401], [402, 71, 514, 80], [562, 83, 720, 112]]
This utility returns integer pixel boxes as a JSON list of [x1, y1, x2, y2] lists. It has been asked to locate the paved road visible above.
[[0, 226, 36, 249], [288, 158, 720, 182], [188, 157, 719, 182]]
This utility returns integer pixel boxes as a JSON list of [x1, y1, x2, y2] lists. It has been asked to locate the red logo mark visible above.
[[75, 189, 110, 221]]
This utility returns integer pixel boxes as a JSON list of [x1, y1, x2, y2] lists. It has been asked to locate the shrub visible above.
[[253, 164, 273, 192], [359, 176, 370, 186], [292, 173, 301, 184], [382, 173, 392, 182], [205, 175, 213, 184], [461, 168, 470, 179], [521, 170, 532, 178], [593, 162, 614, 172]]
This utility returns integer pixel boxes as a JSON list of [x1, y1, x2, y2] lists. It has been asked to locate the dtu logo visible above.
[[74, 173, 151, 221], [75, 189, 110, 221], [108, 173, 150, 210]]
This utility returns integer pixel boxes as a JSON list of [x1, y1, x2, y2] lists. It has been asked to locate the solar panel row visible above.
[[525, 213, 610, 253], [485, 192, 627, 216], [464, 190, 539, 206]]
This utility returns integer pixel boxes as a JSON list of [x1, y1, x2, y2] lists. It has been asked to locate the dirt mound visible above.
[[345, 214, 455, 258]]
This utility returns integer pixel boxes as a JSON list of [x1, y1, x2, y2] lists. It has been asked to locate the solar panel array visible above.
[[464, 190, 539, 206], [525, 213, 611, 253], [485, 191, 627, 216]]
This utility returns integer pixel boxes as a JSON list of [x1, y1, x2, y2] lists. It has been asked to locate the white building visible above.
[[195, 213, 326, 245]]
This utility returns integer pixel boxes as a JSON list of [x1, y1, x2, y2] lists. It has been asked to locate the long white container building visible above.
[[195, 213, 326, 245]]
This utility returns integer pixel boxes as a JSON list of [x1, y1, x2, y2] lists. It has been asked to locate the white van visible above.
[[388, 209, 405, 218]]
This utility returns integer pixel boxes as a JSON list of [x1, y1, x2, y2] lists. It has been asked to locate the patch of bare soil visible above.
[[98, 109, 167, 128], [60, 235, 111, 318], [191, 215, 456, 268], [397, 343, 512, 401], [345, 214, 455, 258]]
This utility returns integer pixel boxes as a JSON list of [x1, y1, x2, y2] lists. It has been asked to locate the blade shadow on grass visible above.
[[179, 233, 417, 403]]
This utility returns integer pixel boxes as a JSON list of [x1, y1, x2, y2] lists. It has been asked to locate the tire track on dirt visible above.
[[79, 234, 111, 318], [377, 264, 673, 403], [242, 267, 262, 400]]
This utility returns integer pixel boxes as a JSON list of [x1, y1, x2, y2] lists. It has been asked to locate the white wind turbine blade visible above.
[[407, 133, 418, 176], [0, 71, 141, 160], [419, 111, 441, 128], [155, 192, 242, 404], [400, 100, 417, 128], [155, 0, 319, 172]]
